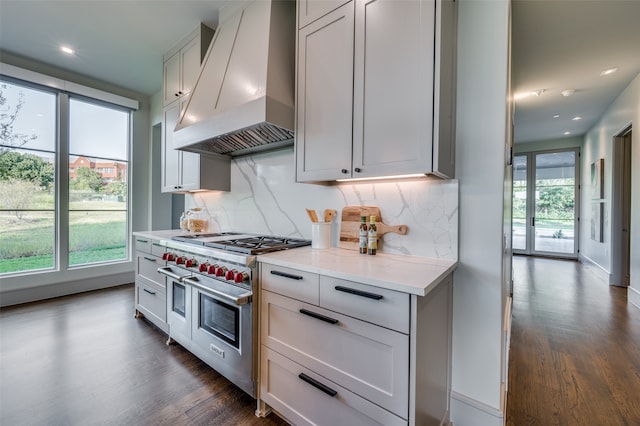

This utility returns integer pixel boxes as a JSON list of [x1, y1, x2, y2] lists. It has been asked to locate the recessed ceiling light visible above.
[[60, 46, 75, 55], [564, 131, 572, 135], [561, 89, 575, 97], [553, 114, 560, 119], [572, 116, 582, 121], [600, 67, 618, 76]]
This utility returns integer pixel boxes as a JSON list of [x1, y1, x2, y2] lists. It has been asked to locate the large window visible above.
[[0, 78, 131, 275]]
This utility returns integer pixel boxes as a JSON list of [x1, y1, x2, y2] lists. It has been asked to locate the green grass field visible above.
[[0, 203, 127, 274]]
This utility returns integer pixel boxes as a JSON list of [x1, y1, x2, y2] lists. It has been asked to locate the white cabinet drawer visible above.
[[136, 252, 165, 288], [136, 280, 167, 323], [260, 263, 319, 305], [262, 290, 409, 417], [151, 241, 166, 257], [320, 276, 410, 333], [261, 346, 407, 426], [134, 236, 152, 254]]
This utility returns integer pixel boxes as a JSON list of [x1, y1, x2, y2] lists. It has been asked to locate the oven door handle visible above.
[[184, 276, 253, 306], [157, 267, 191, 282]]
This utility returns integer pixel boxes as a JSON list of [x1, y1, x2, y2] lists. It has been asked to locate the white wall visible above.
[[0, 52, 151, 306], [581, 73, 640, 308], [450, 1, 511, 425], [185, 147, 459, 259], [514, 135, 583, 154]]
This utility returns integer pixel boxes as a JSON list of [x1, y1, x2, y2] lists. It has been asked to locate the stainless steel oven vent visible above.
[[185, 122, 294, 157]]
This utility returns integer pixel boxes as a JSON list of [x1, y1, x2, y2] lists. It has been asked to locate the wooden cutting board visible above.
[[339, 206, 408, 250]]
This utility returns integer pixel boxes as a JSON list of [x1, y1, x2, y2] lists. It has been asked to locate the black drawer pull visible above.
[[136, 239, 148, 243], [143, 256, 156, 262], [298, 373, 337, 397], [299, 309, 338, 325], [335, 285, 383, 300], [143, 288, 156, 295], [270, 270, 303, 280]]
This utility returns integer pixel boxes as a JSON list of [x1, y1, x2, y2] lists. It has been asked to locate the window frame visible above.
[[0, 73, 134, 278]]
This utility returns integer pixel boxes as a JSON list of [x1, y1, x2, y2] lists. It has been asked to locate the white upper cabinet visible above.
[[296, 2, 355, 181], [162, 100, 230, 193], [161, 24, 230, 193], [295, 0, 457, 182], [297, 0, 350, 28], [163, 24, 214, 107]]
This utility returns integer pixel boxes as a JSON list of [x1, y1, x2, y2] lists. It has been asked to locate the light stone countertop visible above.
[[133, 229, 185, 240], [132, 231, 456, 296], [257, 247, 457, 297]]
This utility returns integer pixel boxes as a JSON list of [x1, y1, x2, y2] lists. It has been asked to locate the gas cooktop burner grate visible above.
[[205, 236, 311, 255]]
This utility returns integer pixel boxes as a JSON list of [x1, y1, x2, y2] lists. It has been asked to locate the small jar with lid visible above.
[[180, 211, 190, 231], [187, 208, 208, 233]]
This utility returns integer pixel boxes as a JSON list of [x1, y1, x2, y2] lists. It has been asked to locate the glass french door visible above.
[[513, 149, 579, 258]]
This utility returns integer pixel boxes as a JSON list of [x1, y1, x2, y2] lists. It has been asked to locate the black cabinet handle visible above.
[[335, 285, 383, 300], [136, 239, 148, 243], [341, 169, 348, 174], [270, 270, 303, 280], [299, 309, 338, 325], [143, 256, 156, 262], [143, 288, 156, 295], [354, 167, 362, 173], [298, 373, 337, 397]]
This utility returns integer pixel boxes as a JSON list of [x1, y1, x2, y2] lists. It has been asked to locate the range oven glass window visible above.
[[200, 293, 240, 349], [172, 282, 186, 317]]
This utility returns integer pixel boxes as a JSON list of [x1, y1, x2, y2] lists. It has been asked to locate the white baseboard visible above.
[[0, 272, 134, 307], [629, 286, 640, 310], [450, 391, 504, 426], [578, 254, 610, 281]]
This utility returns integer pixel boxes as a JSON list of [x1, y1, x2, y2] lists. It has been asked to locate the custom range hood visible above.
[[173, 0, 295, 158]]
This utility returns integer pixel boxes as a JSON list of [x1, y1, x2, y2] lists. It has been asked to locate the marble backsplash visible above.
[[185, 148, 458, 260]]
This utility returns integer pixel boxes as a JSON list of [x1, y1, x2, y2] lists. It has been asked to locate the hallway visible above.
[[506, 256, 640, 425]]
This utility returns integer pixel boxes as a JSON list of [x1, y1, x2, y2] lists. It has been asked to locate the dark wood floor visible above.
[[4, 257, 639, 425], [0, 284, 288, 426], [506, 256, 640, 425]]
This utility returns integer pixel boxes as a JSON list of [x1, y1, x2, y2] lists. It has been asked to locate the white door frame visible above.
[[610, 124, 632, 287]]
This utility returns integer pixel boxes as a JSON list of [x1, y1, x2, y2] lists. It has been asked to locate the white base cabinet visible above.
[[261, 346, 407, 426], [134, 236, 168, 332], [258, 262, 453, 426]]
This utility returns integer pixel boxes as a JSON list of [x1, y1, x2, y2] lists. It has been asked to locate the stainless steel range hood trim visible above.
[[173, 0, 295, 158], [173, 96, 294, 157]]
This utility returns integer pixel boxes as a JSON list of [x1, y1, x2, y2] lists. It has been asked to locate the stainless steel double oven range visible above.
[[156, 233, 310, 398]]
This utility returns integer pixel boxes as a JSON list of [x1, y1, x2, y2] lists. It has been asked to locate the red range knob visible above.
[[162, 252, 168, 260], [185, 259, 197, 268], [166, 253, 175, 261], [176, 257, 185, 264], [207, 264, 217, 275], [234, 272, 248, 283], [216, 267, 226, 277], [199, 263, 209, 273], [225, 269, 236, 280]]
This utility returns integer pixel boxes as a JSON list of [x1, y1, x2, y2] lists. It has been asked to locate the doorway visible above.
[[513, 149, 580, 258], [610, 126, 632, 287]]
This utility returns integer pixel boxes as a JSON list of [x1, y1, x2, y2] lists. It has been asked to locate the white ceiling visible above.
[[1, 1, 640, 144], [0, 0, 226, 96], [512, 0, 640, 143]]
